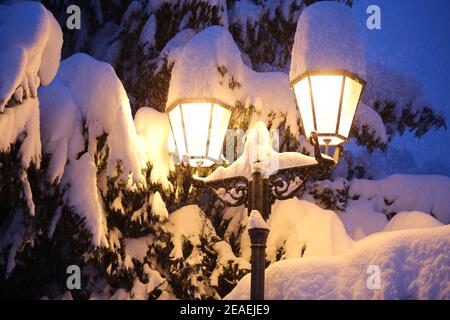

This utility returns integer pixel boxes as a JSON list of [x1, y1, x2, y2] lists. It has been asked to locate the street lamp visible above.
[[167, 99, 232, 167], [291, 71, 366, 155], [166, 1, 365, 302]]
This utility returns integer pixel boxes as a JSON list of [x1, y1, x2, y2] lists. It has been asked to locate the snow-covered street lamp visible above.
[[166, 0, 366, 301], [166, 99, 231, 167], [291, 71, 365, 149], [290, 2, 366, 157]]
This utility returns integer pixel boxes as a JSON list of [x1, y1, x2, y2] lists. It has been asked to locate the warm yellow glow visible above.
[[293, 72, 364, 147], [182, 102, 211, 156], [293, 78, 315, 139], [310, 75, 343, 135], [168, 105, 186, 156], [167, 101, 231, 167], [208, 103, 232, 160], [338, 76, 363, 138]]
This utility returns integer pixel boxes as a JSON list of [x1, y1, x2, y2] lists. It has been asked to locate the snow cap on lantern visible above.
[[290, 2, 366, 147], [166, 26, 239, 167]]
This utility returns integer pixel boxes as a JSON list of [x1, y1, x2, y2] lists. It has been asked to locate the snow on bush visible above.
[[166, 205, 216, 261], [0, 1, 62, 112], [227, 225, 450, 300], [229, 0, 263, 27], [62, 153, 108, 247], [338, 198, 389, 240], [39, 53, 145, 246], [167, 26, 299, 135], [349, 175, 450, 224], [241, 199, 353, 262], [385, 211, 443, 232], [134, 107, 174, 189], [0, 98, 41, 171], [353, 102, 388, 144], [290, 1, 366, 82], [40, 53, 143, 184]]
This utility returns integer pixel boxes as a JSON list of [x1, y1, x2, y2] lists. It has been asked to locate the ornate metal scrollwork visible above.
[[193, 176, 249, 207]]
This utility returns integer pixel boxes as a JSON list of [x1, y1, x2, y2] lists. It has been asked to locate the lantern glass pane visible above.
[[310, 75, 343, 134], [293, 77, 315, 138], [338, 76, 363, 138], [208, 103, 231, 160], [181, 102, 212, 158], [168, 105, 186, 157]]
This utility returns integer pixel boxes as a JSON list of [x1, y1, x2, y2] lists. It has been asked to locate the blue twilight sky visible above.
[[351, 0, 450, 175]]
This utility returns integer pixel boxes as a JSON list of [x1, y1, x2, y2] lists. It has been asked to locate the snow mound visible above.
[[290, 1, 366, 81], [239, 198, 353, 262], [385, 211, 443, 232], [227, 225, 450, 300], [338, 198, 388, 240], [39, 53, 143, 184], [134, 107, 174, 189], [0, 1, 62, 112], [350, 175, 450, 224], [204, 121, 317, 180], [167, 26, 299, 136]]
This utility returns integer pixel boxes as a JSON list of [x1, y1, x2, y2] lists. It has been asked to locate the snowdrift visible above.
[[227, 224, 450, 300]]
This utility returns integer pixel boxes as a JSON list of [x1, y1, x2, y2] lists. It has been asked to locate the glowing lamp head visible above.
[[291, 70, 365, 147], [167, 99, 232, 167]]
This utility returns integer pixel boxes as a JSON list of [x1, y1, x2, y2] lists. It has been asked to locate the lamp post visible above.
[[165, 1, 366, 301]]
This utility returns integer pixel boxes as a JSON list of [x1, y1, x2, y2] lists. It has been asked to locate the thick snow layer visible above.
[[338, 198, 388, 240], [362, 62, 428, 112], [39, 53, 145, 246], [349, 175, 450, 224], [150, 191, 169, 221], [227, 225, 450, 300], [165, 205, 216, 260], [160, 28, 196, 68], [290, 2, 366, 81], [0, 1, 62, 112], [244, 199, 353, 262], [248, 210, 269, 230], [123, 235, 153, 263], [204, 121, 317, 181], [354, 103, 388, 144], [139, 14, 157, 54], [210, 241, 250, 288], [0, 98, 41, 169], [39, 53, 143, 184], [385, 211, 443, 232], [134, 107, 174, 189], [167, 26, 299, 136], [62, 153, 108, 247], [230, 0, 263, 26]]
